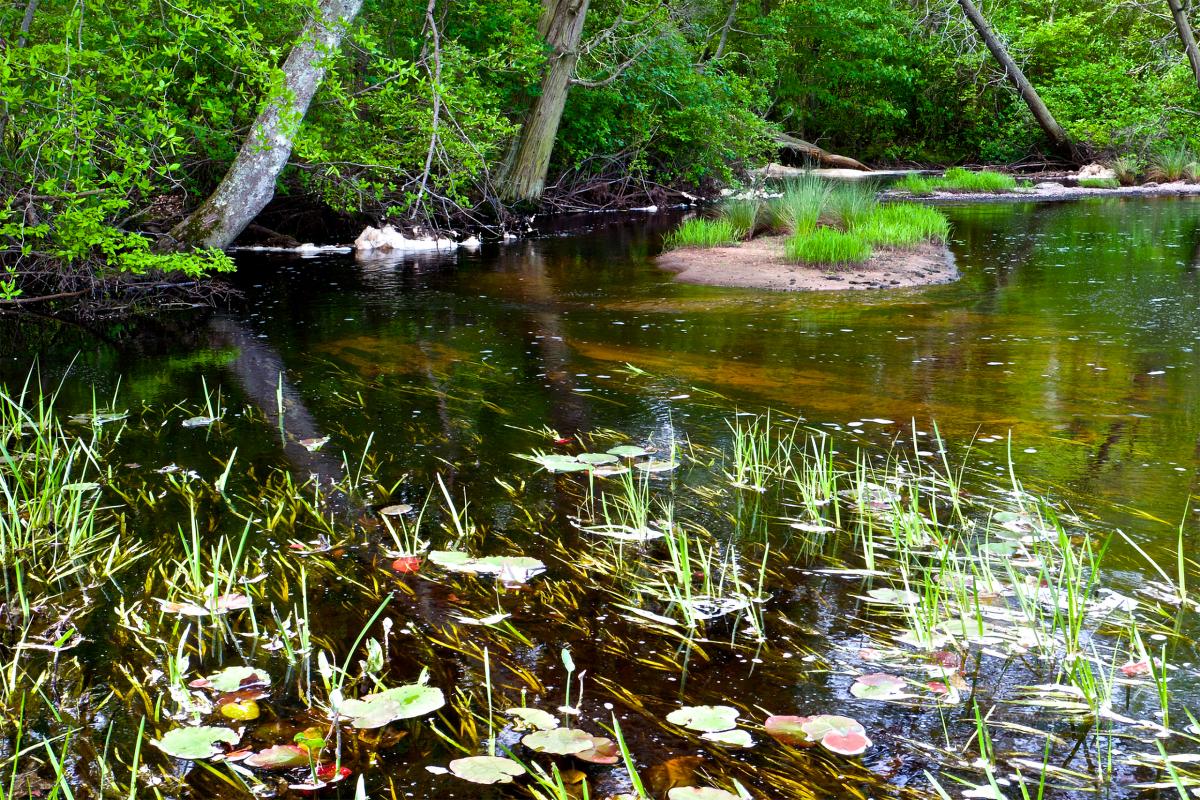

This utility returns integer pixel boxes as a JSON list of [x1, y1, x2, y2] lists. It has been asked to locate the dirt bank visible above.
[[656, 236, 957, 291]]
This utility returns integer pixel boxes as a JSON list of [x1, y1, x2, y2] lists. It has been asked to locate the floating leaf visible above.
[[764, 714, 871, 756], [153, 726, 240, 760], [379, 503, 412, 516], [577, 452, 619, 465], [522, 727, 594, 755], [575, 736, 620, 764], [764, 715, 812, 746], [205, 666, 269, 693], [635, 459, 680, 473], [668, 789, 741, 800], [448, 755, 524, 784], [1120, 660, 1151, 677], [338, 683, 445, 728], [299, 436, 330, 452], [665, 705, 739, 733], [428, 551, 545, 583], [849, 673, 908, 700], [391, 556, 422, 574], [182, 416, 217, 428], [244, 744, 310, 769], [506, 707, 558, 731], [61, 482, 100, 492], [607, 445, 651, 458], [863, 588, 919, 606], [219, 698, 260, 721], [701, 729, 754, 748]]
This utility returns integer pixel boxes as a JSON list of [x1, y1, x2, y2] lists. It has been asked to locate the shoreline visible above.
[[889, 180, 1200, 204], [656, 236, 958, 292]]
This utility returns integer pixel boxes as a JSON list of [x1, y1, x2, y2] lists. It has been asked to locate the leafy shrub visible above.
[[855, 203, 950, 246], [1111, 155, 1140, 186], [784, 228, 872, 264], [663, 218, 743, 249]]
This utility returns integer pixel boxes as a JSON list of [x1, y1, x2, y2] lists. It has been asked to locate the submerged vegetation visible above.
[[0, 361, 1197, 799]]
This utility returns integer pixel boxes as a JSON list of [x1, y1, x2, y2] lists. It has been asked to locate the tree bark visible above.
[[714, 0, 739, 60], [955, 0, 1076, 161], [1168, 0, 1200, 94], [495, 0, 591, 205], [166, 0, 363, 251], [774, 133, 870, 171]]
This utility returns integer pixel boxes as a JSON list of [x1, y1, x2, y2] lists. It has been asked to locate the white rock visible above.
[[1034, 181, 1064, 189], [1075, 163, 1116, 182], [353, 225, 455, 252]]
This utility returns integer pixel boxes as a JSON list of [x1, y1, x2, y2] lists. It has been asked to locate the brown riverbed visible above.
[[655, 236, 958, 291]]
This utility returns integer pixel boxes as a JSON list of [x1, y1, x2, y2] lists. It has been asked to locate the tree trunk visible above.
[[774, 133, 870, 171], [714, 0, 739, 60], [1168, 0, 1200, 94], [166, 0, 363, 251], [956, 0, 1076, 160], [495, 0, 591, 205]]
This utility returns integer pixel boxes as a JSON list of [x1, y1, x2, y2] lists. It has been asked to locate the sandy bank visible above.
[[656, 236, 957, 292]]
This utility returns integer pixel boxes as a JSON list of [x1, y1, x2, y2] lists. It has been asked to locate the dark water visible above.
[[4, 196, 1200, 798]]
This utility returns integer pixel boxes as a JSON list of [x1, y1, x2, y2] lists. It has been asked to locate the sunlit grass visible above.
[[784, 228, 872, 264], [894, 167, 1016, 196], [855, 202, 950, 247], [662, 218, 743, 249]]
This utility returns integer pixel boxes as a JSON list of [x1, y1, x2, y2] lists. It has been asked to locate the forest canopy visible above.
[[1, 0, 1198, 303]]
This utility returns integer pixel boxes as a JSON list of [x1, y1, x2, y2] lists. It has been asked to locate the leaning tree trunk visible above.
[[166, 0, 363, 251], [1167, 0, 1200, 94], [495, 0, 591, 206], [956, 0, 1076, 160]]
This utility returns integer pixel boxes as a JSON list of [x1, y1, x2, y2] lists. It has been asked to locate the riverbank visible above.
[[656, 236, 957, 291]]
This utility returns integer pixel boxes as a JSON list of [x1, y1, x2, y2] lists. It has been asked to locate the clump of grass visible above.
[[718, 198, 761, 240], [784, 228, 872, 264], [894, 167, 1016, 196], [855, 202, 950, 247], [824, 181, 876, 230], [766, 175, 831, 234], [662, 218, 742, 249], [1111, 154, 1139, 186], [1078, 177, 1119, 189], [1148, 141, 1198, 182]]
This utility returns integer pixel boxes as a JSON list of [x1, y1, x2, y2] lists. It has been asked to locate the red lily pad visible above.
[[244, 744, 311, 770], [763, 715, 813, 746], [764, 714, 871, 756], [574, 736, 619, 764], [1120, 659, 1151, 677], [391, 556, 422, 574]]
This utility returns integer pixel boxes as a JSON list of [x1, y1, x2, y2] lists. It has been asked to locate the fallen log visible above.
[[774, 133, 870, 171]]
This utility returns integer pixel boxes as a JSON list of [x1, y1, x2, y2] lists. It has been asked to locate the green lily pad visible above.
[[506, 707, 558, 731], [522, 727, 594, 755], [849, 673, 908, 700], [635, 459, 680, 473], [607, 445, 652, 458], [668, 789, 741, 800], [205, 666, 268, 693], [429, 551, 546, 582], [862, 588, 919, 606], [665, 704, 739, 733], [61, 482, 100, 492], [448, 755, 524, 784], [152, 726, 240, 760], [701, 729, 754, 748], [244, 744, 310, 769], [219, 698, 260, 721], [339, 683, 445, 728], [577, 452, 619, 465]]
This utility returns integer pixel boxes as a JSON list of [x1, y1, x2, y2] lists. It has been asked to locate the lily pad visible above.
[[862, 588, 919, 606], [607, 445, 652, 458], [61, 482, 100, 492], [428, 551, 546, 583], [299, 436, 330, 452], [849, 673, 908, 700], [575, 736, 620, 764], [527, 454, 593, 473], [701, 729, 754, 748], [219, 698, 260, 721], [506, 707, 558, 731], [635, 459, 680, 473], [522, 727, 595, 755], [448, 755, 525, 785], [182, 415, 217, 428], [665, 705, 739, 733], [379, 503, 413, 516], [339, 683, 446, 728], [153, 726, 240, 760], [577, 452, 619, 465], [764, 714, 872, 756], [204, 666, 269, 693], [668, 789, 741, 800], [244, 744, 310, 769]]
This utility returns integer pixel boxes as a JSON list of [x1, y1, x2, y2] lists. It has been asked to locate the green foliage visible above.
[[894, 168, 1016, 196], [765, 176, 832, 235], [719, 200, 761, 239], [1078, 177, 1119, 189], [784, 228, 872, 264], [1111, 155, 1140, 186], [855, 203, 950, 246], [1148, 141, 1198, 182], [663, 218, 743, 250]]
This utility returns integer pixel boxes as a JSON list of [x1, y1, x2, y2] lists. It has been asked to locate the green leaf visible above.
[[152, 726, 240, 760], [665, 704, 739, 733]]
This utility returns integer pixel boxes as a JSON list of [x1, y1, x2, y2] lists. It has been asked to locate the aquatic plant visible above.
[[765, 175, 832, 234], [894, 168, 1016, 195], [662, 218, 743, 249], [824, 181, 876, 230], [784, 228, 872, 264], [854, 202, 950, 247]]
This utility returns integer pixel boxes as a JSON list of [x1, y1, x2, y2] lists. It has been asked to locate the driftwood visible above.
[[774, 133, 870, 171]]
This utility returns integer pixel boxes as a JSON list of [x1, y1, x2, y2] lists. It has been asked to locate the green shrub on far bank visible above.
[[1148, 142, 1198, 182], [894, 168, 1017, 196], [663, 218, 743, 249], [1112, 155, 1139, 186], [785, 229, 872, 264], [1078, 177, 1119, 189]]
